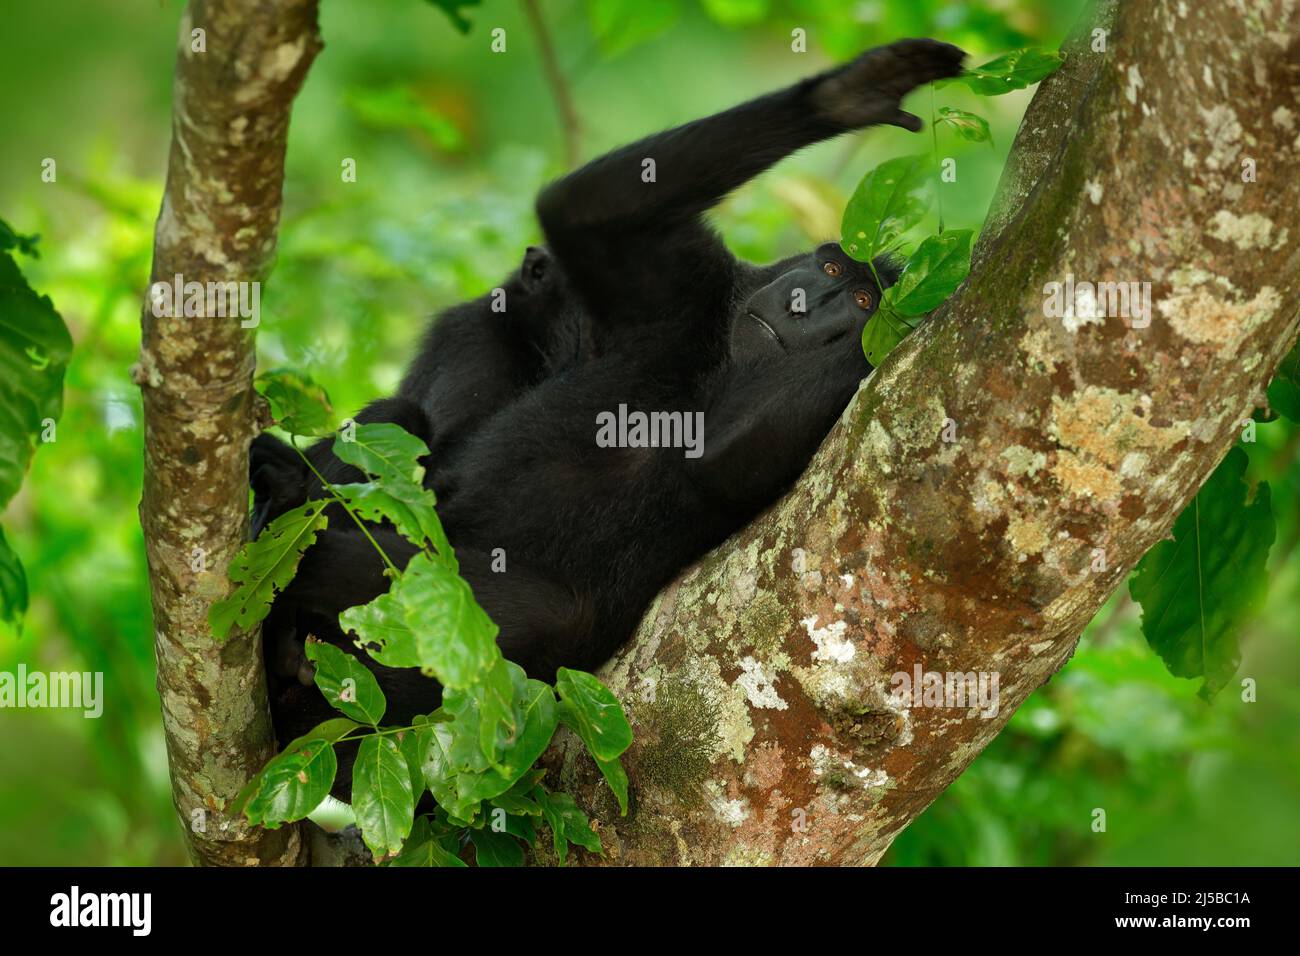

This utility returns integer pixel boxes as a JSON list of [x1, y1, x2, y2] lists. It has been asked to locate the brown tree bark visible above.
[[135, 0, 322, 866], [544, 0, 1300, 865]]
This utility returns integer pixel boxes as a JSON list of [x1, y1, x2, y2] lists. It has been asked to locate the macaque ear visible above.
[[521, 245, 551, 292]]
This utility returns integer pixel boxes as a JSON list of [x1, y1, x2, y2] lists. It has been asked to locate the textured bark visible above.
[[546, 0, 1300, 865], [136, 0, 322, 866]]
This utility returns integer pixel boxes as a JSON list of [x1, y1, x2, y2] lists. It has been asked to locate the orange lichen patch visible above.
[[1157, 283, 1282, 356], [1052, 386, 1188, 471]]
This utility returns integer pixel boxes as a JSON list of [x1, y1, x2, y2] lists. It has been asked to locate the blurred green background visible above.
[[1, 0, 1296, 866]]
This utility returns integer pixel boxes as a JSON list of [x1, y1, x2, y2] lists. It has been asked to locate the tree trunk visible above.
[[136, 0, 322, 866], [544, 0, 1300, 865]]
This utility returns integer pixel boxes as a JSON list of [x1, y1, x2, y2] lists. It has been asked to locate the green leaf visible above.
[[444, 666, 559, 806], [344, 85, 465, 151], [334, 480, 452, 559], [305, 640, 387, 725], [339, 587, 420, 668], [887, 230, 974, 317], [209, 501, 330, 640], [0, 239, 71, 523], [955, 48, 1064, 97], [340, 550, 499, 687], [860, 307, 914, 366], [700, 0, 769, 26], [534, 788, 601, 865], [840, 154, 929, 264], [422, 0, 481, 34], [935, 106, 992, 144], [332, 423, 453, 559], [416, 720, 480, 823], [476, 657, 517, 767], [0, 220, 40, 257], [490, 791, 543, 817], [398, 727, 427, 803], [234, 737, 338, 828], [0, 527, 27, 627], [396, 550, 499, 687], [595, 756, 629, 816], [255, 368, 335, 437], [470, 828, 526, 867], [1129, 448, 1275, 700], [352, 735, 416, 860], [587, 0, 680, 57], [555, 668, 632, 761], [1266, 339, 1300, 422], [388, 816, 467, 867]]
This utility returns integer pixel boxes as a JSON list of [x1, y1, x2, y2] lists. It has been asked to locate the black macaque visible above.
[[250, 39, 966, 792]]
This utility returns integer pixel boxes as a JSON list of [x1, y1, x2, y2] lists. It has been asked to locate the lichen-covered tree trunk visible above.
[[136, 0, 321, 866], [547, 0, 1300, 865]]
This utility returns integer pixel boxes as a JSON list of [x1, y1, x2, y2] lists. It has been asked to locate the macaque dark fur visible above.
[[250, 40, 966, 789]]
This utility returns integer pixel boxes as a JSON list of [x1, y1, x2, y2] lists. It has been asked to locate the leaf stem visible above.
[[291, 438, 400, 576]]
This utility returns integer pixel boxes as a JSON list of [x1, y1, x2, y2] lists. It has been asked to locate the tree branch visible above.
[[545, 0, 1300, 865], [522, 0, 582, 169], [136, 0, 322, 866]]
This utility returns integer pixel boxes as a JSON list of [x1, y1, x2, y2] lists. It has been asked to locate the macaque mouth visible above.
[[746, 311, 784, 349]]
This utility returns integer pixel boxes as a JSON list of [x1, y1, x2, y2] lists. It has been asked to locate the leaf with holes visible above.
[[255, 368, 335, 437], [935, 106, 992, 144], [209, 501, 329, 640], [305, 639, 387, 725]]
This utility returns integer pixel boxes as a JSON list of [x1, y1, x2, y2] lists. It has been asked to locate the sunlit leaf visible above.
[[840, 154, 929, 263], [935, 106, 992, 144], [352, 734, 415, 860], [888, 229, 973, 316], [954, 47, 1064, 96], [555, 667, 632, 761], [255, 368, 335, 437]]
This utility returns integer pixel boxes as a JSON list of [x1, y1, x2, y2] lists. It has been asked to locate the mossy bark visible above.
[[137, 0, 322, 866], [547, 0, 1300, 865]]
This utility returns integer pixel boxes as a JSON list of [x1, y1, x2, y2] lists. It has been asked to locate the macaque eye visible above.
[[822, 261, 842, 278], [853, 290, 873, 310]]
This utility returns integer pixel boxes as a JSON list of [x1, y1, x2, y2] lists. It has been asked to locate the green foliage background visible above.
[[0, 0, 1296, 865]]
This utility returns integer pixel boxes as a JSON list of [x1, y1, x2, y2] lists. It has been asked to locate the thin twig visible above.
[[521, 0, 581, 169]]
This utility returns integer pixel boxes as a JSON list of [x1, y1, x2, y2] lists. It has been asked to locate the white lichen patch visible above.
[[1273, 105, 1296, 131], [1124, 64, 1144, 105], [1208, 209, 1274, 250], [1085, 178, 1104, 204], [1019, 326, 1058, 373], [804, 615, 854, 663], [734, 656, 789, 710], [705, 781, 750, 828], [1197, 104, 1243, 170]]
